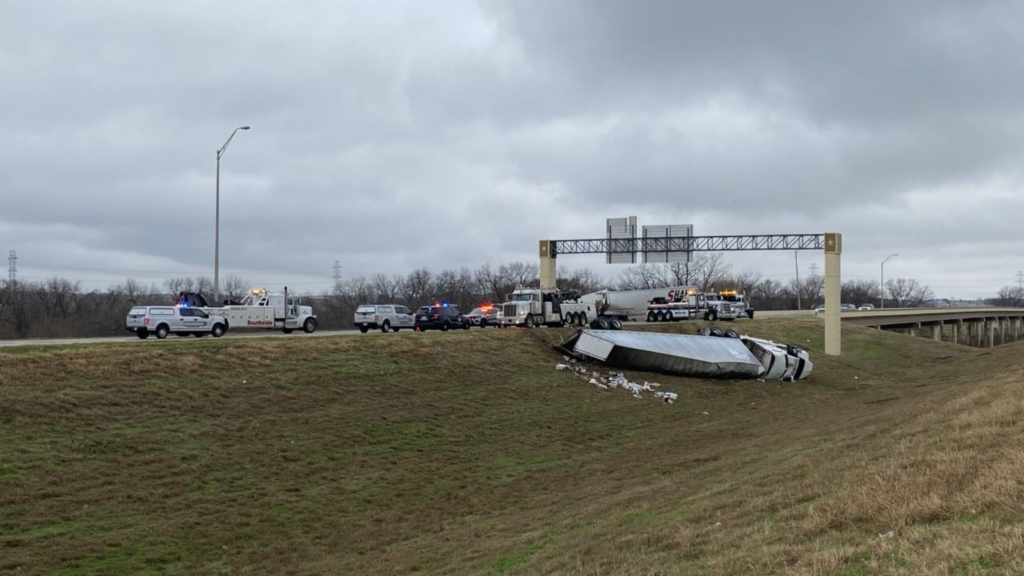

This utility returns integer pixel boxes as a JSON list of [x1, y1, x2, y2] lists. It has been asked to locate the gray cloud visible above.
[[0, 0, 1021, 297]]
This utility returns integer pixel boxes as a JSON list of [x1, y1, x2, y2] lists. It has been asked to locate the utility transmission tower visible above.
[[1017, 270, 1023, 290], [7, 250, 16, 282], [809, 263, 819, 277], [332, 261, 343, 290]]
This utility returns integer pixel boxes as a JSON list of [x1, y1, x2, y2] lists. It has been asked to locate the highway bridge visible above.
[[843, 308, 1024, 347]]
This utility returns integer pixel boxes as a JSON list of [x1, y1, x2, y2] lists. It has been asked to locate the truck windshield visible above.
[[510, 293, 536, 302]]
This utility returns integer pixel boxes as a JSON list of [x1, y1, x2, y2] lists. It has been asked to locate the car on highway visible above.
[[465, 305, 499, 328], [841, 303, 857, 311], [858, 303, 875, 311], [126, 306, 228, 340], [354, 304, 415, 333], [414, 304, 470, 331], [812, 304, 826, 313]]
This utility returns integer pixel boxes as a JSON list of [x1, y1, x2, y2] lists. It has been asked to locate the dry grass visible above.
[[1, 319, 1023, 575]]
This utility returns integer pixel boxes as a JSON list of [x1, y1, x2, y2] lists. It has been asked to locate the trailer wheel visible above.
[[211, 323, 226, 338], [647, 311, 656, 322], [524, 315, 535, 329], [591, 317, 610, 330], [381, 320, 391, 333], [303, 318, 317, 334], [609, 318, 623, 330], [155, 324, 170, 339]]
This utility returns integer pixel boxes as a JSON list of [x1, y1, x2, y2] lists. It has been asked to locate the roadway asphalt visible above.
[[0, 329, 374, 348]]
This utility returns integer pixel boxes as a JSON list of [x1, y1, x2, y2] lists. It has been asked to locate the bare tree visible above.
[[219, 275, 250, 304], [842, 279, 880, 307], [885, 278, 933, 308], [692, 253, 731, 293], [994, 285, 1024, 307]]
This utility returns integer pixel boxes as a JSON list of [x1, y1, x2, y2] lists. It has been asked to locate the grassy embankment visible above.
[[2, 318, 1023, 575]]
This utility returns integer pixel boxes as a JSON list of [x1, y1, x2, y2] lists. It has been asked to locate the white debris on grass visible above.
[[556, 359, 678, 404]]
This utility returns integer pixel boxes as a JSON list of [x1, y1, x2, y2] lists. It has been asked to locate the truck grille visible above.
[[503, 303, 517, 318]]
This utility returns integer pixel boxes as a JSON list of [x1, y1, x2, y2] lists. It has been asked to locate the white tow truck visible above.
[[646, 289, 754, 322], [179, 288, 318, 334], [498, 288, 599, 328]]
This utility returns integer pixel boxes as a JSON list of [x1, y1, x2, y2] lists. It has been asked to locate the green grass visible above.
[[2, 319, 1024, 574]]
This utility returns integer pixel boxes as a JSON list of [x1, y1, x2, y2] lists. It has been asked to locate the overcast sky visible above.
[[2, 0, 1022, 297]]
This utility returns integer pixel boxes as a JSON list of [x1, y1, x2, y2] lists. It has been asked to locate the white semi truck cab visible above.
[[498, 288, 597, 328]]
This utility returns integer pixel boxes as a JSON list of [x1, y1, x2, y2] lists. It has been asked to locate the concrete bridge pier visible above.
[[987, 318, 996, 348], [931, 322, 942, 341], [951, 320, 960, 345]]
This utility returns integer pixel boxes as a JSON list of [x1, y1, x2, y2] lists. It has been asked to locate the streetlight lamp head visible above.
[[240, 126, 251, 130]]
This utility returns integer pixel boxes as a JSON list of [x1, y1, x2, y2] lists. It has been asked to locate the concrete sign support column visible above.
[[824, 233, 842, 356], [539, 241, 557, 290]]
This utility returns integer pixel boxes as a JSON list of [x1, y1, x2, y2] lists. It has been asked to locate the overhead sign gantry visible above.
[[538, 230, 843, 356]]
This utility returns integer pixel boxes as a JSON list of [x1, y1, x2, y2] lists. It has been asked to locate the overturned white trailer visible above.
[[557, 329, 812, 381]]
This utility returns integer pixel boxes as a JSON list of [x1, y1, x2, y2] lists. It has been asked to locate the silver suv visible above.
[[126, 306, 229, 340], [354, 304, 415, 333]]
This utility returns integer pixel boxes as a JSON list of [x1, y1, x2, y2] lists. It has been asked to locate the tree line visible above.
[[0, 257, 942, 339]]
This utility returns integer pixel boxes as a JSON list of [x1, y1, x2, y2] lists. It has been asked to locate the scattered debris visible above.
[[878, 531, 895, 539], [556, 357, 677, 403]]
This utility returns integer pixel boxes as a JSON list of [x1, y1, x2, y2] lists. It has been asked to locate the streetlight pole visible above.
[[880, 253, 897, 309], [214, 126, 250, 303]]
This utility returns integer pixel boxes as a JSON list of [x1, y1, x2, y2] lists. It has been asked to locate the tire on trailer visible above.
[[709, 327, 724, 338], [609, 318, 623, 331], [724, 329, 740, 339], [591, 317, 610, 330]]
